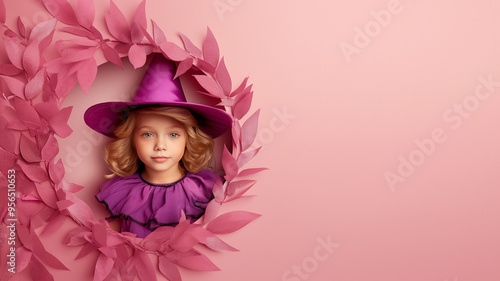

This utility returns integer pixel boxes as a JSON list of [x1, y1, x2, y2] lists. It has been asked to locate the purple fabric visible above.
[[96, 169, 217, 238]]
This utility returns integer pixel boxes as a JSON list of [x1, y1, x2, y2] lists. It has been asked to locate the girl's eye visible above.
[[169, 133, 179, 138], [142, 132, 153, 138]]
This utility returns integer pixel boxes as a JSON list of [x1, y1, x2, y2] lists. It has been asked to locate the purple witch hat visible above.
[[84, 55, 232, 138]]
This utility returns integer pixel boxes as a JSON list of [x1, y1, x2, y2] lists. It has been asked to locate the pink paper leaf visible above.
[[202, 200, 221, 224], [105, 0, 131, 43], [16, 246, 32, 273], [158, 257, 181, 281], [92, 223, 108, 246], [134, 251, 157, 281], [30, 18, 57, 43], [41, 134, 59, 161], [230, 76, 249, 97], [60, 26, 96, 39], [237, 146, 262, 167], [41, 212, 66, 235], [77, 57, 97, 93], [203, 27, 219, 68], [131, 0, 147, 43], [196, 59, 216, 74], [205, 236, 239, 252], [1, 75, 26, 99], [152, 20, 167, 45], [13, 98, 40, 129], [31, 229, 70, 270], [215, 57, 232, 95], [174, 251, 220, 271], [48, 106, 73, 137], [0, 0, 5, 24], [170, 232, 199, 252], [76, 0, 95, 29], [232, 120, 241, 147], [35, 181, 58, 209], [179, 32, 202, 58], [206, 211, 260, 234], [61, 46, 97, 63], [226, 180, 256, 197], [233, 91, 253, 120], [0, 63, 23, 76], [193, 75, 224, 98], [4, 38, 25, 69], [237, 167, 268, 177], [19, 161, 49, 183], [0, 118, 15, 151], [25, 69, 45, 100], [48, 159, 65, 184], [42, 0, 79, 26], [33, 102, 58, 120], [0, 149, 16, 171], [128, 44, 147, 69], [240, 109, 260, 151], [20, 133, 42, 162], [101, 43, 124, 69], [174, 57, 193, 79], [30, 257, 55, 281], [94, 253, 114, 281], [17, 17, 27, 38], [75, 243, 96, 259], [23, 40, 41, 77], [160, 41, 190, 61], [222, 145, 238, 182], [217, 98, 235, 107]]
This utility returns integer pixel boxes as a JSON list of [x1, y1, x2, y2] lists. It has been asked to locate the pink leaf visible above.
[[19, 161, 49, 183], [212, 177, 225, 202], [13, 98, 40, 129], [0, 0, 5, 24], [237, 167, 268, 177], [240, 109, 260, 151], [0, 63, 23, 75], [203, 27, 219, 68], [33, 102, 58, 122], [230, 76, 249, 97], [77, 57, 97, 93], [131, 0, 147, 43], [174, 57, 193, 79], [41, 134, 59, 161], [160, 41, 190, 61], [237, 146, 262, 167], [17, 17, 27, 37], [30, 257, 55, 281], [42, 0, 79, 26], [189, 227, 238, 252], [215, 57, 232, 95], [20, 133, 42, 162], [179, 32, 202, 58], [128, 44, 147, 69], [75, 243, 96, 259], [152, 20, 167, 45], [193, 75, 224, 98], [60, 26, 96, 39], [1, 75, 25, 98], [158, 256, 181, 281], [29, 18, 57, 43], [94, 253, 114, 281], [61, 46, 97, 63], [222, 145, 238, 182], [174, 251, 220, 271], [105, 0, 131, 43], [41, 212, 66, 235], [35, 181, 58, 209], [196, 59, 216, 74], [31, 229, 70, 270], [76, 0, 95, 29], [92, 223, 108, 246], [226, 180, 256, 197], [233, 91, 253, 120], [101, 43, 124, 69], [134, 251, 157, 281], [25, 69, 45, 100], [0, 149, 16, 171], [232, 121, 241, 148], [207, 211, 260, 234], [16, 246, 32, 273], [0, 118, 15, 152], [202, 199, 221, 224], [48, 159, 65, 184], [4, 38, 25, 69], [48, 106, 73, 137], [23, 40, 41, 77]]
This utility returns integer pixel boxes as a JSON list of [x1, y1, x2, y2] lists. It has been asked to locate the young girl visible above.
[[84, 55, 232, 238]]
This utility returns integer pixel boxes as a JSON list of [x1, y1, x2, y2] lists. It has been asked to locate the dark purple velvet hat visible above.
[[84, 55, 232, 138]]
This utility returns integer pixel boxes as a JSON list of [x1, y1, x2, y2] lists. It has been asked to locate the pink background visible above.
[[4, 0, 500, 280]]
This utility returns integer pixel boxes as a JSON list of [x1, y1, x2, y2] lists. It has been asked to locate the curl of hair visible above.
[[105, 106, 214, 178]]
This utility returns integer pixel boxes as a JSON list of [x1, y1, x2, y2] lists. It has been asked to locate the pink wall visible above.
[[4, 0, 500, 280]]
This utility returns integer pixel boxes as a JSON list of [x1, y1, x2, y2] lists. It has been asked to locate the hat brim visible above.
[[84, 101, 232, 138]]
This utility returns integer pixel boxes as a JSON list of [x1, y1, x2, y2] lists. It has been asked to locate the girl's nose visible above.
[[155, 138, 167, 151]]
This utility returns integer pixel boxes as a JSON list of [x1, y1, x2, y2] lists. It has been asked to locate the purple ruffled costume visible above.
[[96, 169, 216, 238]]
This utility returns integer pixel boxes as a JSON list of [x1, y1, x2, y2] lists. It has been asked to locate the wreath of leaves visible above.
[[0, 1, 264, 280]]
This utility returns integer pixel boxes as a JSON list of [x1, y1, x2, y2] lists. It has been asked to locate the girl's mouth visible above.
[[151, 156, 169, 163]]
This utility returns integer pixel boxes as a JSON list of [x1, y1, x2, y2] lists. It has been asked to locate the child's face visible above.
[[133, 113, 187, 183]]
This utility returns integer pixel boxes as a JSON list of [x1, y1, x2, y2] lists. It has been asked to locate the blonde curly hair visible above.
[[105, 106, 214, 178]]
